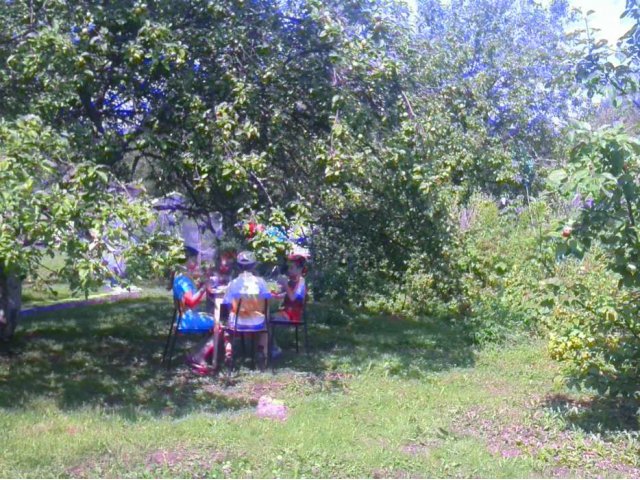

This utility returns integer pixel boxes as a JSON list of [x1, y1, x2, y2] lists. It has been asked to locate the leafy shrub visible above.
[[546, 126, 640, 398], [454, 195, 556, 344], [362, 194, 560, 344], [382, 251, 464, 318], [549, 126, 640, 287], [545, 246, 640, 398]]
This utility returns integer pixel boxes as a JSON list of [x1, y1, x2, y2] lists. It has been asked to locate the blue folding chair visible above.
[[162, 298, 215, 369]]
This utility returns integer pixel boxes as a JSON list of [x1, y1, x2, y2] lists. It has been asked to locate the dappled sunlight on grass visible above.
[[1, 299, 638, 478], [1, 299, 254, 418], [272, 304, 475, 378], [0, 299, 475, 420]]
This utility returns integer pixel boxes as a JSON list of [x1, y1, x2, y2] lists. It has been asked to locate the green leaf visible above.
[[547, 169, 567, 188]]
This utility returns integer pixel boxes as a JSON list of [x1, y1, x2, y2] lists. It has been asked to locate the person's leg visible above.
[[186, 314, 216, 368], [257, 331, 268, 352], [269, 311, 293, 358], [224, 327, 234, 372], [186, 336, 210, 365], [209, 324, 222, 370], [255, 331, 268, 369]]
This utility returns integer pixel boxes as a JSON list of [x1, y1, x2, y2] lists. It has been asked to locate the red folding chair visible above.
[[268, 296, 309, 367]]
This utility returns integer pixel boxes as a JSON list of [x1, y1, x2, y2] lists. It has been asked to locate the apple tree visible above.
[[0, 115, 179, 341]]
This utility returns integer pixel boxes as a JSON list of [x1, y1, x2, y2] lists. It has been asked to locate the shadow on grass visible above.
[[542, 393, 639, 434], [272, 301, 475, 377], [0, 298, 475, 419]]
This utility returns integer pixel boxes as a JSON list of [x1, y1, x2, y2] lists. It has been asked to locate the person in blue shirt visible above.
[[173, 246, 219, 373]]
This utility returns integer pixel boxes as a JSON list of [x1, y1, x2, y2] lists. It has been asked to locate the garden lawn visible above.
[[0, 299, 638, 478], [21, 253, 168, 308]]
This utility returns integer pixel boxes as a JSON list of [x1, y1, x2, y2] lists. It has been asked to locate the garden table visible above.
[[206, 285, 227, 323]]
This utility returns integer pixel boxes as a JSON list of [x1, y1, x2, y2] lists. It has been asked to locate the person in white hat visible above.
[[221, 251, 271, 367]]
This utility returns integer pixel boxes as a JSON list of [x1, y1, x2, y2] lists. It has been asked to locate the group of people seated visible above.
[[172, 246, 307, 374]]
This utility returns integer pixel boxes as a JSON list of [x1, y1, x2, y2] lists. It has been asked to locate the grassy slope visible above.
[[21, 253, 170, 308], [0, 299, 638, 478]]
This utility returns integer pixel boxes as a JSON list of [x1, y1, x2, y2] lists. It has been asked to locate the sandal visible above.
[[190, 363, 212, 376]]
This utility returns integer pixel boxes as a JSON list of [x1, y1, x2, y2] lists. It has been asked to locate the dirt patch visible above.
[[454, 405, 574, 459], [452, 399, 640, 478], [248, 381, 289, 401], [547, 462, 640, 479], [145, 446, 226, 472], [66, 453, 132, 478], [203, 371, 349, 405], [66, 447, 226, 478], [322, 371, 353, 382], [66, 463, 94, 478], [547, 466, 575, 478], [482, 378, 514, 398], [400, 439, 441, 457], [202, 378, 290, 406], [400, 444, 431, 456], [372, 467, 413, 478]]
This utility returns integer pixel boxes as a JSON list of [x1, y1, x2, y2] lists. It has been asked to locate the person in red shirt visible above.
[[269, 253, 308, 358], [272, 254, 307, 323]]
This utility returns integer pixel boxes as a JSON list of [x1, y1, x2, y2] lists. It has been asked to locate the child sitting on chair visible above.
[[269, 253, 308, 359], [173, 247, 214, 329], [221, 250, 272, 369], [271, 253, 307, 323], [173, 246, 219, 374]]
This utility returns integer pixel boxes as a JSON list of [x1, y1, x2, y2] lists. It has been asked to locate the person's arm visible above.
[[175, 275, 206, 309], [285, 277, 305, 302], [182, 287, 206, 309], [258, 277, 273, 300]]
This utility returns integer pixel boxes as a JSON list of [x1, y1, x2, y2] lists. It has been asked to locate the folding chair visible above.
[[162, 298, 215, 369], [268, 296, 309, 362], [221, 297, 270, 375]]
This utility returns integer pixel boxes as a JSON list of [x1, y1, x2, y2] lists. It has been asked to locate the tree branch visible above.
[[249, 171, 274, 206]]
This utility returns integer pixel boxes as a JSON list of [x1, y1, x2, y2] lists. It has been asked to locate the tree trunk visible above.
[[0, 266, 22, 342]]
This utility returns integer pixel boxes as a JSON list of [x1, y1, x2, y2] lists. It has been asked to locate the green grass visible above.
[[21, 252, 170, 307], [0, 299, 638, 478], [21, 283, 170, 308]]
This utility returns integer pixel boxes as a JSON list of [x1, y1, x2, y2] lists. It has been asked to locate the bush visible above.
[[363, 194, 560, 344], [384, 251, 465, 318], [454, 195, 555, 344], [545, 246, 640, 398]]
